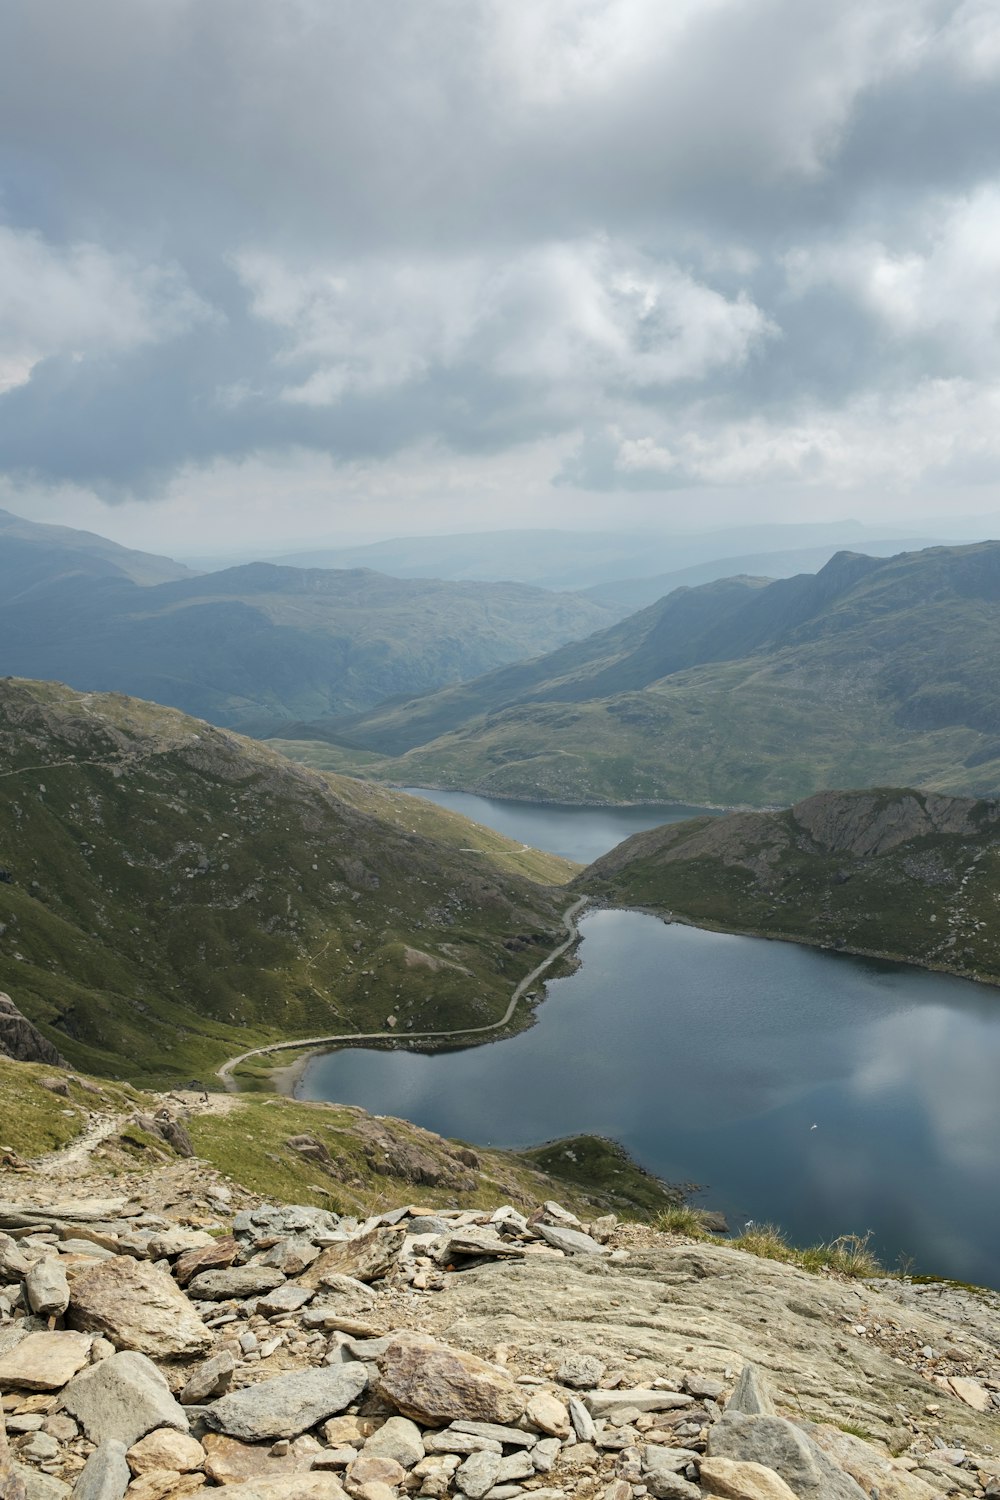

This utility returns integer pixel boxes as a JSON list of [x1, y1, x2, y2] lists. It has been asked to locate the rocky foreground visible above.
[[2, 1175, 1000, 1500]]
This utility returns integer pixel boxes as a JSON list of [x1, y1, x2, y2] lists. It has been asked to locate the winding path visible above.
[[216, 896, 588, 1091]]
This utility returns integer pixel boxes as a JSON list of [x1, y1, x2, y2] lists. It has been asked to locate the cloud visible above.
[[3, 0, 1000, 536], [0, 227, 210, 394]]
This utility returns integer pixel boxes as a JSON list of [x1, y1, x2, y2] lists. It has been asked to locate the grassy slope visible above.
[[0, 1055, 681, 1221], [0, 679, 572, 1085], [307, 544, 1000, 807], [578, 788, 1000, 984]]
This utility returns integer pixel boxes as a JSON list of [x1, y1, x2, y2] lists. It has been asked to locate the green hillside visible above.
[[0, 679, 575, 1084], [0, 516, 615, 734], [308, 543, 1000, 807], [579, 788, 1000, 984]]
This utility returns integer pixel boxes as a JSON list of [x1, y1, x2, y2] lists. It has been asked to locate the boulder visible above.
[[25, 1259, 69, 1319], [68, 1257, 212, 1357], [535, 1223, 607, 1256], [0, 1331, 91, 1390], [361, 1416, 425, 1468], [58, 1351, 189, 1449], [525, 1390, 570, 1438], [178, 1350, 236, 1405], [377, 1338, 526, 1427], [172, 1236, 239, 1287], [697, 1456, 800, 1500], [71, 1440, 131, 1500], [126, 1429, 206, 1476], [201, 1432, 319, 1485], [205, 1363, 368, 1441], [0, 995, 66, 1067], [707, 1412, 867, 1500], [297, 1228, 401, 1287], [204, 1478, 346, 1499], [185, 1266, 286, 1300], [454, 1450, 501, 1499]]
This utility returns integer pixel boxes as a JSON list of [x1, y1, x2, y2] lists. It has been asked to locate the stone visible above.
[[205, 1363, 368, 1441], [203, 1478, 345, 1498], [126, 1429, 206, 1476], [1, 1409, 28, 1500], [355, 1485, 395, 1500], [256, 1284, 315, 1317], [172, 1237, 239, 1287], [585, 1391, 693, 1417], [440, 1232, 525, 1262], [185, 1266, 286, 1300], [24, 1260, 68, 1319], [378, 1339, 526, 1428], [422, 1435, 503, 1457], [40, 1416, 76, 1443], [455, 1450, 502, 1499], [362, 1416, 424, 1468], [684, 1373, 725, 1401], [262, 1237, 321, 1275], [71, 1440, 131, 1500], [707, 1412, 867, 1500], [58, 1351, 189, 1449], [535, 1224, 607, 1256], [698, 1456, 800, 1500], [13, 1472, 64, 1500], [727, 1366, 775, 1418], [178, 1350, 237, 1405], [525, 1391, 570, 1438], [450, 1422, 536, 1449], [498, 1450, 536, 1480], [557, 1354, 605, 1388], [588, 1215, 617, 1244], [68, 1258, 211, 1358], [202, 1432, 318, 1485], [347, 1454, 406, 1489], [568, 1397, 595, 1443], [124, 1475, 205, 1500], [146, 1227, 214, 1260], [0, 1332, 91, 1390], [948, 1377, 991, 1412], [16, 1434, 58, 1464], [297, 1229, 401, 1288], [643, 1465, 701, 1500], [0, 1234, 31, 1280]]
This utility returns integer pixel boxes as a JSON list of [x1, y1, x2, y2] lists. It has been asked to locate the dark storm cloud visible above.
[[3, 0, 1000, 511]]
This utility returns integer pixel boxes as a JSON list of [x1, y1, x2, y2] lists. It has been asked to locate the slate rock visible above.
[[71, 1440, 130, 1500], [455, 1450, 502, 1499], [205, 1476, 345, 1498], [347, 1456, 407, 1490], [25, 1258, 69, 1319], [186, 1266, 285, 1300], [59, 1351, 189, 1449], [536, 1223, 607, 1256], [172, 1237, 239, 1288], [707, 1411, 867, 1500], [178, 1350, 236, 1405], [256, 1283, 315, 1317], [362, 1416, 425, 1468], [201, 1432, 317, 1485], [13, 1471, 65, 1500], [126, 1429, 206, 1476], [378, 1338, 526, 1427], [557, 1353, 605, 1388], [297, 1228, 401, 1287], [1, 1409, 28, 1500], [0, 1331, 92, 1390], [261, 1237, 320, 1275], [698, 1456, 799, 1499], [727, 1365, 776, 1417], [450, 1422, 536, 1448], [586, 1390, 693, 1416], [68, 1257, 212, 1357], [205, 1363, 368, 1440], [568, 1396, 595, 1443]]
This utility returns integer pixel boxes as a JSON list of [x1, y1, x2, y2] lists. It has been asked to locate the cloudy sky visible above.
[[3, 0, 1000, 552]]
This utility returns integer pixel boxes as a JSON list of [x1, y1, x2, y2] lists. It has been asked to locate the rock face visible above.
[[67, 1257, 212, 1357], [377, 1339, 526, 1426], [0, 994, 65, 1067]]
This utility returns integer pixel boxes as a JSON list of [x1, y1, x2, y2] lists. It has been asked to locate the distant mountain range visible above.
[[305, 542, 1000, 807], [579, 787, 1000, 986], [253, 520, 944, 591], [0, 678, 573, 1082], [0, 511, 615, 733]]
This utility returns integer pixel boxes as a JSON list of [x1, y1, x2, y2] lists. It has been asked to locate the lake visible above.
[[299, 793, 1000, 1288]]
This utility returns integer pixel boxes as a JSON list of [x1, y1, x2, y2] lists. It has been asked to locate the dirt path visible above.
[[29, 1111, 128, 1174], [216, 895, 588, 1091]]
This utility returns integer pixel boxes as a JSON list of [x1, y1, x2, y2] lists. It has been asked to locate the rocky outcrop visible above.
[[1, 1187, 998, 1500], [0, 995, 66, 1067]]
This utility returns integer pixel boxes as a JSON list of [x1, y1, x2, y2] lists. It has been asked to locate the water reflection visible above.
[[299, 911, 1000, 1288]]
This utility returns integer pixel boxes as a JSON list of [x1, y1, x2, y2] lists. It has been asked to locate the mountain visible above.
[[0, 678, 575, 1083], [579, 788, 1000, 985], [257, 520, 939, 591], [581, 538, 939, 612], [0, 520, 616, 732], [304, 542, 1000, 807], [0, 506, 192, 585]]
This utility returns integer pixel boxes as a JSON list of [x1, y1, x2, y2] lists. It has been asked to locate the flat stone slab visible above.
[[205, 1363, 369, 1441], [0, 1331, 92, 1391]]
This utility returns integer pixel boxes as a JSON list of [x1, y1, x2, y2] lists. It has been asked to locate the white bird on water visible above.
[[810, 1123, 818, 1130]]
